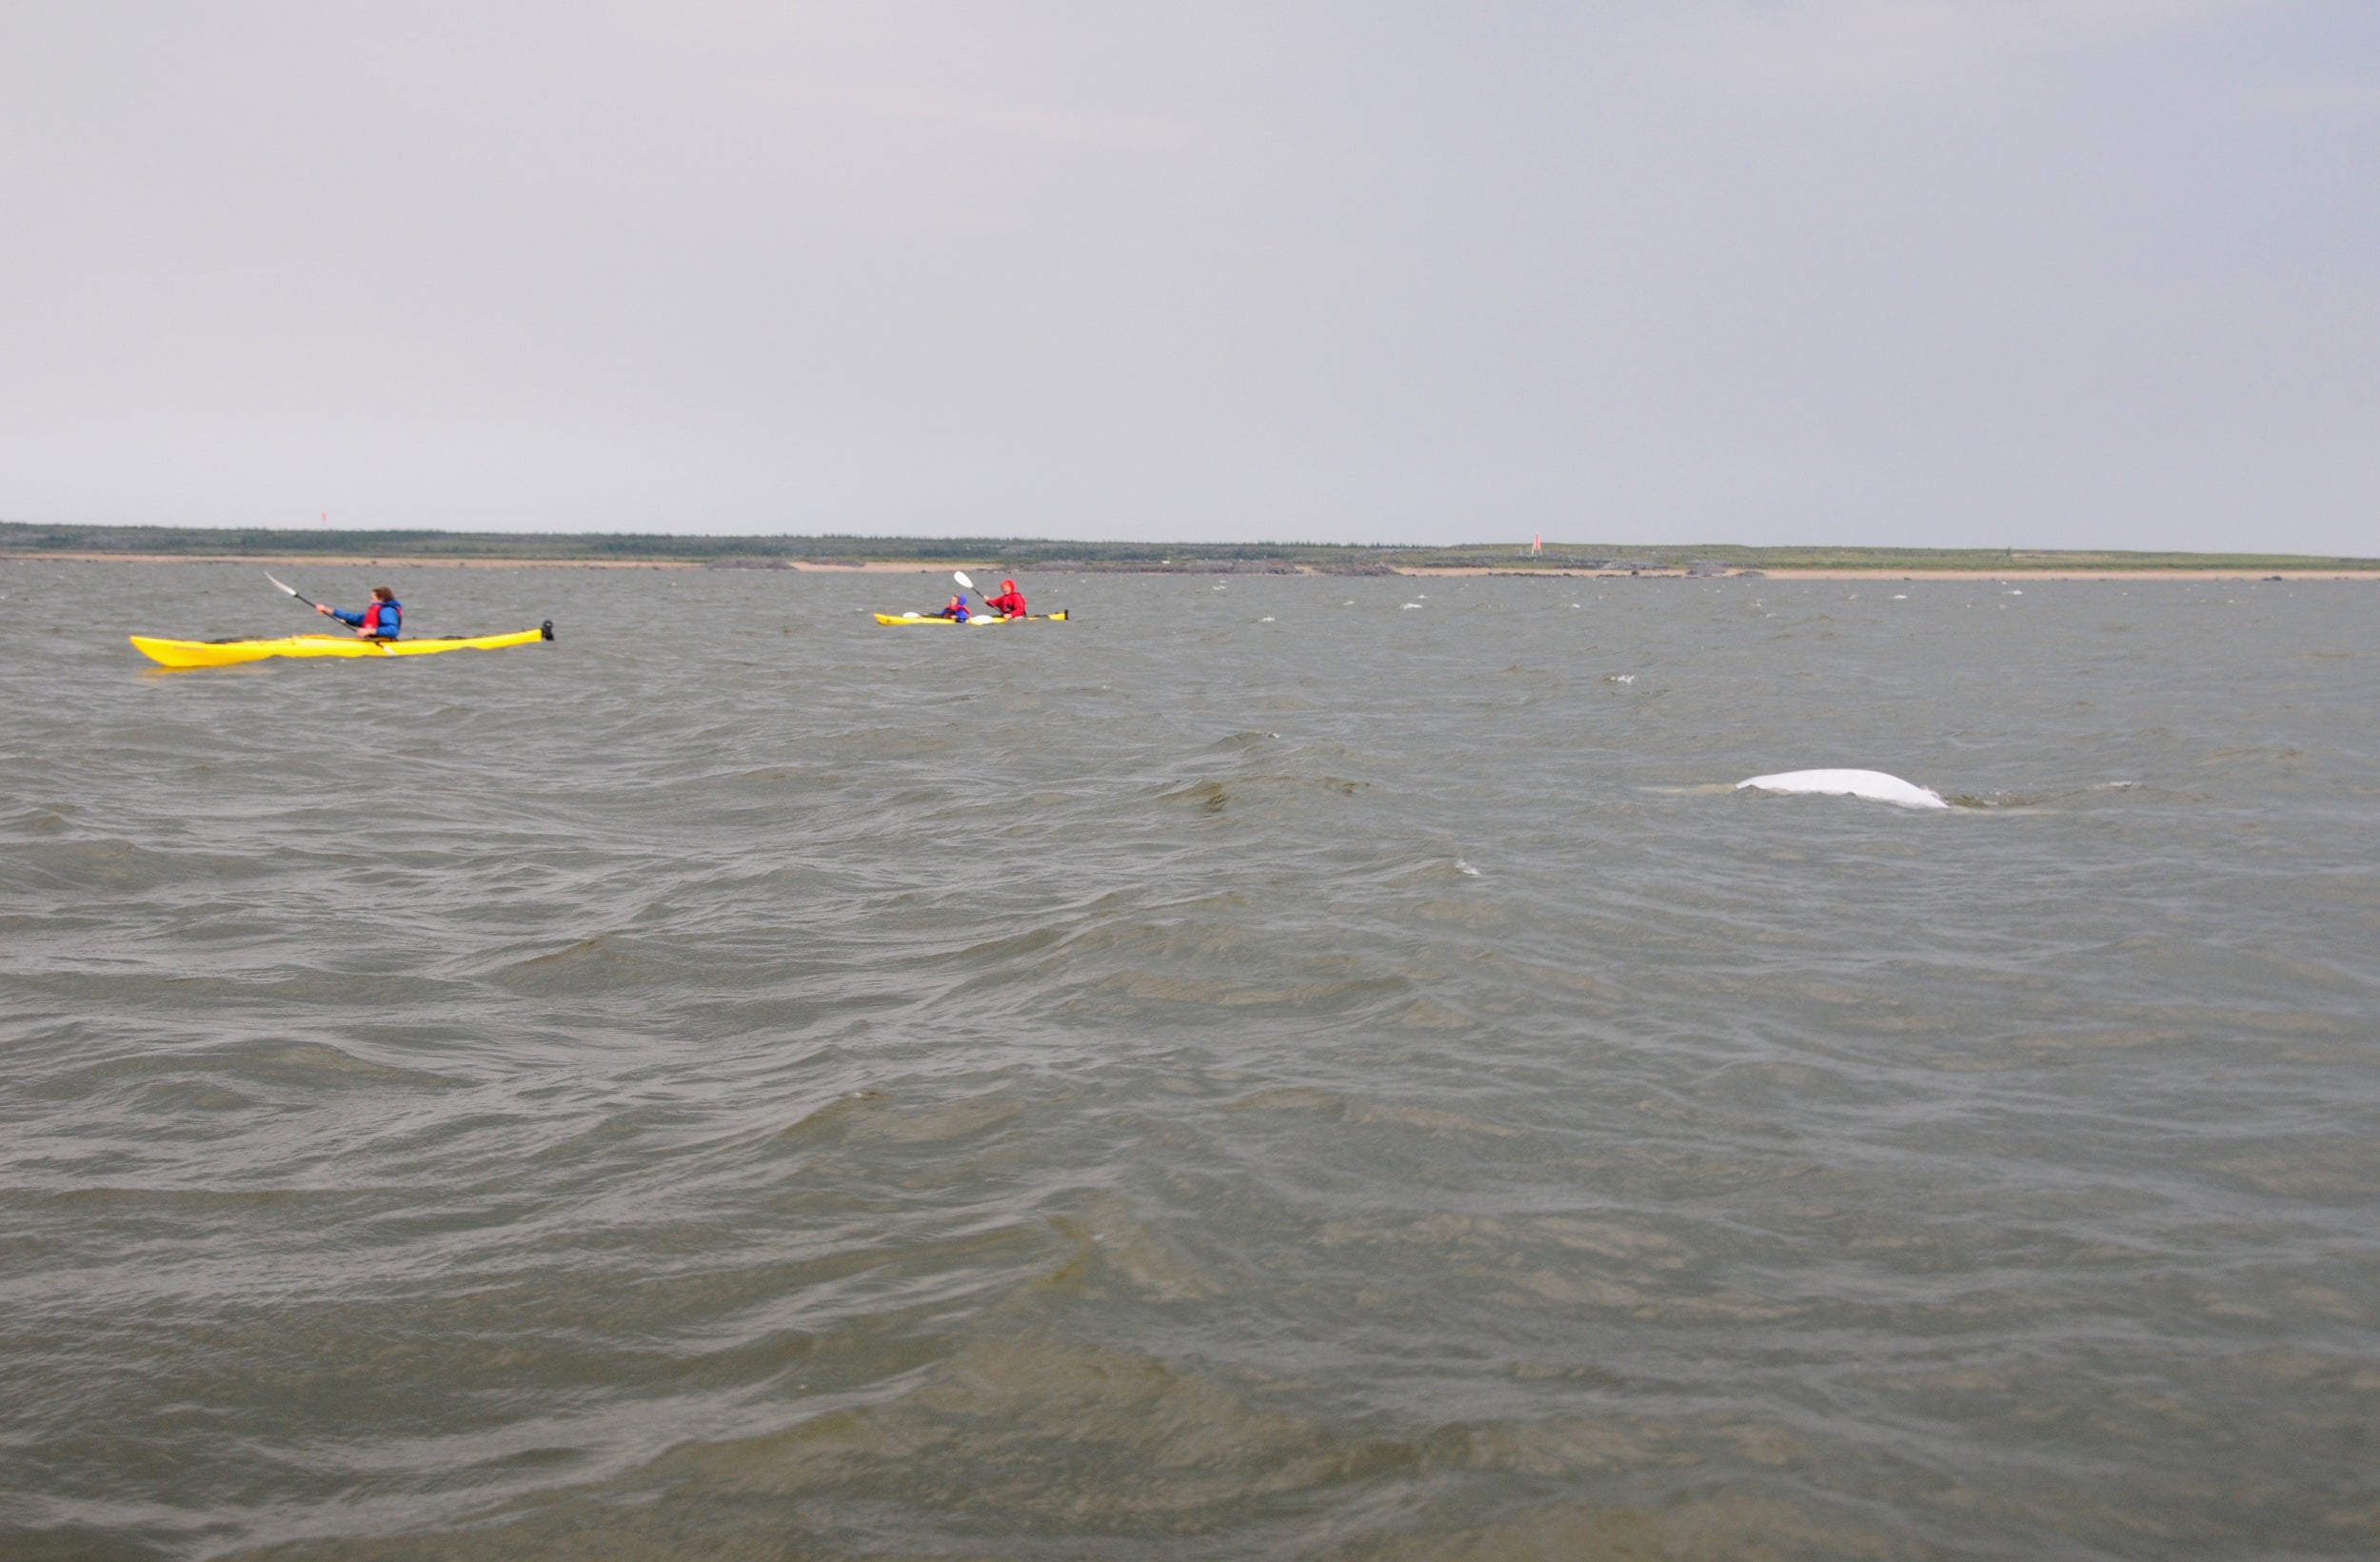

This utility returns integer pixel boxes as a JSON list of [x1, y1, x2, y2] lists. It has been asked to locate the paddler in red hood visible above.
[[982, 578, 1027, 619]]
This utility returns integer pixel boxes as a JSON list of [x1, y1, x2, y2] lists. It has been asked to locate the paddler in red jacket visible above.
[[982, 578, 1027, 619]]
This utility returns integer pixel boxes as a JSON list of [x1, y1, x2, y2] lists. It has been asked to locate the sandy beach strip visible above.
[[1747, 567, 2380, 581], [1391, 565, 2380, 581], [0, 553, 976, 571]]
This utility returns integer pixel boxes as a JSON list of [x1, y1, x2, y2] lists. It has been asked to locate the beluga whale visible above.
[[1735, 769, 1948, 810]]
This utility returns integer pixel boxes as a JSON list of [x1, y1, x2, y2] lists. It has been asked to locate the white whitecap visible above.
[[1736, 768, 1949, 810]]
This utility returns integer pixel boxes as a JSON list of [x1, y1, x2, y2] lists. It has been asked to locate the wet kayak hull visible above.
[[872, 611, 1069, 626], [129, 623, 554, 668]]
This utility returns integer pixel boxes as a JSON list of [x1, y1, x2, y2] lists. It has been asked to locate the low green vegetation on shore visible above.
[[2, 521, 2369, 573]]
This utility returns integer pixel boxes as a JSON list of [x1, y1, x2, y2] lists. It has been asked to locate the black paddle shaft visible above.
[[267, 573, 327, 613]]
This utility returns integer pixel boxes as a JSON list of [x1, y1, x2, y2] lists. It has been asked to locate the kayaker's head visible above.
[[371, 586, 395, 602], [1002, 579, 1016, 591]]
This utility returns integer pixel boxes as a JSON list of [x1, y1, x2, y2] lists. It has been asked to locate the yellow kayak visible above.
[[130, 623, 554, 668], [872, 610, 1069, 626]]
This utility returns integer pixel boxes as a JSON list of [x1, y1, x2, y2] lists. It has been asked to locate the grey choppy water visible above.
[[2, 562, 2376, 1561]]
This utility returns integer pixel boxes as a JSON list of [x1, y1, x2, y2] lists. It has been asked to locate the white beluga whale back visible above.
[[1736, 769, 1948, 810]]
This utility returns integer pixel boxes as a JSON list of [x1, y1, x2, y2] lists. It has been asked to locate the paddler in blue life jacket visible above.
[[317, 586, 402, 639], [932, 590, 971, 622]]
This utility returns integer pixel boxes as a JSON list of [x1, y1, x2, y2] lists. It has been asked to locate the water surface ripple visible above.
[[3, 564, 2376, 1559]]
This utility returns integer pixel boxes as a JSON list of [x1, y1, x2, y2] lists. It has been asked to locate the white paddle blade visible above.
[[266, 572, 300, 597], [953, 571, 975, 591], [1736, 768, 1948, 810]]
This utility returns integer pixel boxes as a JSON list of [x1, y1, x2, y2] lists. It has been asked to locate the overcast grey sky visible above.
[[2, 2, 2373, 548]]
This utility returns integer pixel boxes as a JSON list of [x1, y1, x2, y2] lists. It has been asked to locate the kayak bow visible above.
[[130, 622, 555, 668]]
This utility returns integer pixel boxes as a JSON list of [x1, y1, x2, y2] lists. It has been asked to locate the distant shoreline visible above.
[[8, 552, 2374, 582], [1393, 565, 2380, 581], [1395, 566, 2380, 582], [6, 522, 2375, 578]]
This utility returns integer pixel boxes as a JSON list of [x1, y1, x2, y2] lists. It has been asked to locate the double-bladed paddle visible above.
[[267, 571, 395, 654], [950, 569, 1063, 622]]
